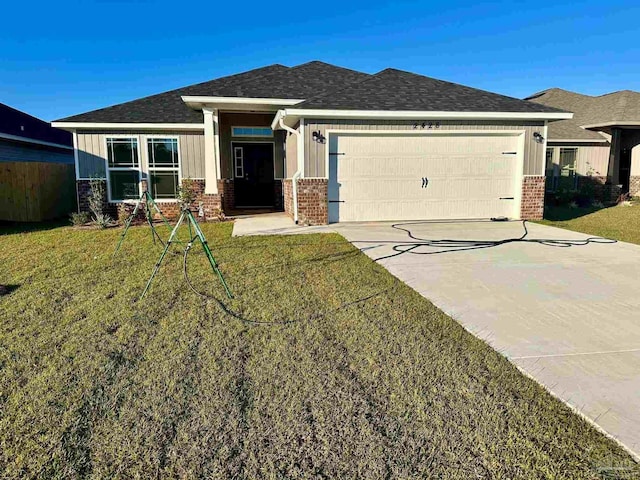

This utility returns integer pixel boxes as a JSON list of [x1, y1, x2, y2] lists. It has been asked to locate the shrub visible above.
[[88, 179, 106, 220], [69, 212, 90, 226], [93, 212, 113, 229], [178, 179, 197, 210], [117, 203, 131, 225], [209, 207, 226, 222]]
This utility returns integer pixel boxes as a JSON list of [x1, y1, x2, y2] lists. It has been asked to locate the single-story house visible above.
[[526, 88, 640, 197], [1, 103, 76, 221], [52, 61, 571, 225]]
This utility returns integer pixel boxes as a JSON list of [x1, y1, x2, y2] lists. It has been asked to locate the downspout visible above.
[[277, 115, 302, 223]]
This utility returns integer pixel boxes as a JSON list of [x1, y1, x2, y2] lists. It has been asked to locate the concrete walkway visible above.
[[233, 214, 640, 458]]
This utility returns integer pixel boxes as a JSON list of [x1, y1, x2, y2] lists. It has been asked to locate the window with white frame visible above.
[[559, 148, 577, 177], [147, 137, 180, 199], [234, 147, 244, 178], [106, 137, 140, 201], [231, 126, 273, 137]]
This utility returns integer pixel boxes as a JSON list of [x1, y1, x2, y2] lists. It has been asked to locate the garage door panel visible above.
[[328, 133, 521, 223]]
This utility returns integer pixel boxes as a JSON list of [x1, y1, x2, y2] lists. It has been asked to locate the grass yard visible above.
[[540, 203, 640, 245], [0, 220, 637, 478]]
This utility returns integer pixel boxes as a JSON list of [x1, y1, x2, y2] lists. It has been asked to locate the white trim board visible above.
[[277, 109, 573, 128], [547, 138, 609, 143], [0, 132, 73, 150], [52, 122, 205, 130]]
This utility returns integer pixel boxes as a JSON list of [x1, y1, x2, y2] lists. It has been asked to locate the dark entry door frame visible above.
[[232, 141, 276, 208]]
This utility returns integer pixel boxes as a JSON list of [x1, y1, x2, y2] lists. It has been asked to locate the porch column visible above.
[[608, 127, 622, 185], [203, 107, 220, 194]]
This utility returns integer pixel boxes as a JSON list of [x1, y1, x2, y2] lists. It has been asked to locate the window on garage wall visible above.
[[147, 137, 180, 200], [106, 137, 140, 201]]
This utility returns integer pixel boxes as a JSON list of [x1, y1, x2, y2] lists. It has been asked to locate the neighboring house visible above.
[[0, 103, 73, 164], [52, 61, 570, 225], [526, 88, 640, 197], [0, 104, 75, 221]]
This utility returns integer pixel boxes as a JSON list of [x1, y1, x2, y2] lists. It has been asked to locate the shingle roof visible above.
[[526, 88, 640, 140], [295, 68, 567, 113], [206, 61, 370, 99], [56, 64, 289, 123], [1, 103, 72, 146], [56, 62, 368, 124], [57, 62, 569, 125]]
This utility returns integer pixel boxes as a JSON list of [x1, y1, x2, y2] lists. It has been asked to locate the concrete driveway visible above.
[[332, 219, 640, 458]]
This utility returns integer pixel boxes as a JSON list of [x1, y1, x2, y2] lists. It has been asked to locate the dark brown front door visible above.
[[233, 143, 275, 207]]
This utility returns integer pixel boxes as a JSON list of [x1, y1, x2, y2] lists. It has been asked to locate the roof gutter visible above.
[[277, 109, 573, 127], [273, 110, 302, 223]]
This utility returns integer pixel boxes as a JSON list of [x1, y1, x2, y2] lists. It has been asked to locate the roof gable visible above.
[[296, 68, 566, 113]]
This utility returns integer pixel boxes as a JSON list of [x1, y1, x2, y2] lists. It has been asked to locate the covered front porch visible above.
[[588, 124, 640, 195], [180, 96, 298, 214]]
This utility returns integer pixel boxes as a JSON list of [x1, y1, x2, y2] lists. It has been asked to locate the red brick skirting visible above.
[[77, 178, 234, 221], [630, 176, 640, 197], [521, 176, 545, 220], [296, 178, 328, 225], [283, 179, 294, 219]]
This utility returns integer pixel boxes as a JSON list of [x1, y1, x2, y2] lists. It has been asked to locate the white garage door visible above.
[[327, 133, 522, 223]]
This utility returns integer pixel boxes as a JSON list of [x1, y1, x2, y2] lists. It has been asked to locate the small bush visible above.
[[69, 212, 90, 226], [93, 212, 113, 229], [88, 179, 106, 220], [178, 179, 197, 210], [117, 203, 131, 225]]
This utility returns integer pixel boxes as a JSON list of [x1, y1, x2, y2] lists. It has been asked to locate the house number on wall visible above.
[[413, 121, 441, 129]]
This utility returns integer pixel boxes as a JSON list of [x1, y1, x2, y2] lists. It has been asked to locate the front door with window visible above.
[[233, 143, 275, 207]]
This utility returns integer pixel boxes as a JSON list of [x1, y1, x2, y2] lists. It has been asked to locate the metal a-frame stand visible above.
[[140, 207, 233, 300], [113, 191, 174, 258]]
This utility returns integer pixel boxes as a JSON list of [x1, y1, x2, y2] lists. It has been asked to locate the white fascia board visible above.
[[181, 96, 304, 105], [547, 138, 609, 143], [51, 122, 205, 130], [182, 96, 304, 112], [0, 132, 73, 150], [281, 109, 573, 125]]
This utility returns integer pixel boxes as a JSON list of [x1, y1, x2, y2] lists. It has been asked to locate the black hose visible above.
[[367, 220, 616, 261]]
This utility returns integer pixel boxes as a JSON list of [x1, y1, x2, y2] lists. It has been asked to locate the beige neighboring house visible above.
[[527, 88, 640, 196], [52, 61, 571, 225]]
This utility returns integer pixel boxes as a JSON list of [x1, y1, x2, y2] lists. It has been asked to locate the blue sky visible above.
[[2, 0, 639, 121]]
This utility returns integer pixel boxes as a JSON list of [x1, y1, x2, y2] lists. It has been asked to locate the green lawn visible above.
[[1, 220, 637, 478], [540, 203, 640, 245]]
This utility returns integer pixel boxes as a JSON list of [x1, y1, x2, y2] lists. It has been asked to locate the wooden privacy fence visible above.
[[0, 161, 76, 222]]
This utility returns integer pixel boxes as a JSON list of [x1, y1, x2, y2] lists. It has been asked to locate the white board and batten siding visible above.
[[327, 132, 524, 222], [75, 131, 205, 179]]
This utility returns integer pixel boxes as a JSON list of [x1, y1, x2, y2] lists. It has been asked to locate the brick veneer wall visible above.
[[296, 178, 328, 225], [76, 178, 233, 221], [630, 176, 640, 197], [283, 179, 294, 219], [520, 175, 545, 220]]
